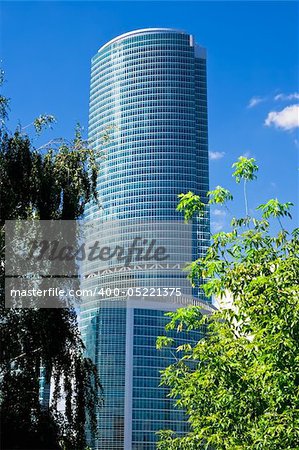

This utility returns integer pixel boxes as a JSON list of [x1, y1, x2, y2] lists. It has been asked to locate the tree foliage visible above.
[[232, 156, 258, 216], [0, 80, 102, 449], [157, 158, 299, 450]]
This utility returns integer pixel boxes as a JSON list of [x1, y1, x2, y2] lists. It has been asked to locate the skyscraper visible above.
[[80, 28, 213, 450]]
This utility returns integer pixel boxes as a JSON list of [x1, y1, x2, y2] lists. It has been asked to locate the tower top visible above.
[[98, 28, 189, 53]]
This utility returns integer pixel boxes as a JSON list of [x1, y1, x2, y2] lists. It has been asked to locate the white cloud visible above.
[[247, 96, 265, 108], [211, 221, 224, 232], [241, 151, 252, 158], [265, 104, 299, 131], [274, 92, 299, 101], [212, 208, 226, 217], [209, 151, 225, 160], [211, 209, 227, 233]]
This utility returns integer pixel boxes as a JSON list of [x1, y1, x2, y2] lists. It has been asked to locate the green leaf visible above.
[[232, 156, 258, 183], [257, 199, 293, 219], [156, 336, 175, 349], [207, 186, 233, 204], [33, 114, 56, 134], [177, 191, 206, 222]]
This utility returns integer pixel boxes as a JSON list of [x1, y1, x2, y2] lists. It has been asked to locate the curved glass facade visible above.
[[88, 28, 208, 227], [80, 29, 212, 450]]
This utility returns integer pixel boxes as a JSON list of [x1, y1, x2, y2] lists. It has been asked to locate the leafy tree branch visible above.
[[157, 158, 298, 450]]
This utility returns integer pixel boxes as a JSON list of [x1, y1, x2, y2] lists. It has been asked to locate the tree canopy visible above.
[[157, 157, 299, 450], [0, 73, 102, 450]]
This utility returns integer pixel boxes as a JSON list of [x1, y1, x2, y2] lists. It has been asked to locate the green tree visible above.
[[0, 76, 102, 450], [157, 157, 299, 450]]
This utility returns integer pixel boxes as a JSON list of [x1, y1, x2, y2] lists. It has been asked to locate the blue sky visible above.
[[1, 1, 298, 231]]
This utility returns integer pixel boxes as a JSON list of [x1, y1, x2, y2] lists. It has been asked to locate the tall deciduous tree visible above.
[[157, 158, 299, 450], [0, 74, 102, 450]]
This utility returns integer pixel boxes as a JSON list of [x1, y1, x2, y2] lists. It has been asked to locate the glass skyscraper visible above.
[[80, 28, 213, 450]]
